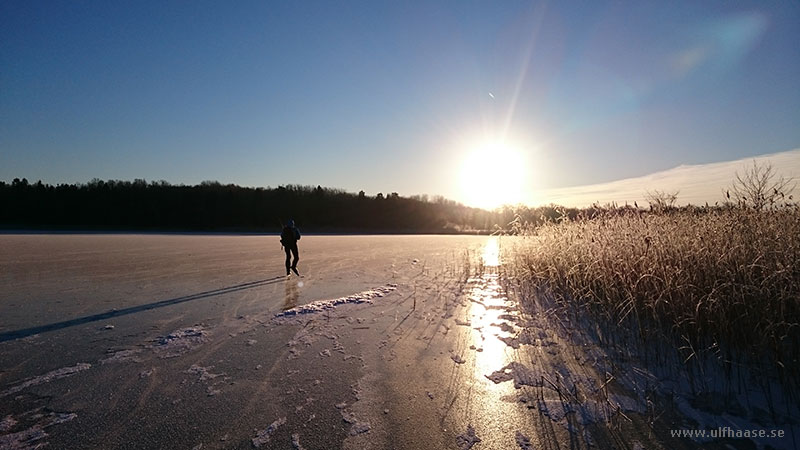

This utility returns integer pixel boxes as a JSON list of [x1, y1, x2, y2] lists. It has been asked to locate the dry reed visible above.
[[506, 206, 800, 397]]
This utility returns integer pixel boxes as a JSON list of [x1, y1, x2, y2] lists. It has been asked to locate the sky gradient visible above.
[[2, 1, 799, 208]]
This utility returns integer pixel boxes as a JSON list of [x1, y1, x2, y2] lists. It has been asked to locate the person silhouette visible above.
[[280, 219, 301, 276]]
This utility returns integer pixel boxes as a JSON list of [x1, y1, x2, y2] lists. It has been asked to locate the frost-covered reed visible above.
[[506, 206, 800, 397]]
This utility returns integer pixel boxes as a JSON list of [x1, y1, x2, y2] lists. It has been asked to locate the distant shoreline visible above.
[[0, 228, 490, 236]]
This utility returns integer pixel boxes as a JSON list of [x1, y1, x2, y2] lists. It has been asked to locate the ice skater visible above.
[[280, 219, 301, 276]]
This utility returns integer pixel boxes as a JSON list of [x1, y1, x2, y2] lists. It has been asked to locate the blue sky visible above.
[[2, 1, 798, 207]]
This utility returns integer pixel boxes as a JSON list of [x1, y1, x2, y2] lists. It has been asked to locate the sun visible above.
[[459, 141, 527, 209]]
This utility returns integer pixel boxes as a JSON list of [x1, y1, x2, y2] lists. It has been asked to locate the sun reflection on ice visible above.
[[469, 237, 514, 389], [482, 236, 500, 267], [456, 236, 536, 447]]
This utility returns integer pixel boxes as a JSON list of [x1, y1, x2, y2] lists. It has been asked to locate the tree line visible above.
[[6, 166, 785, 233], [0, 178, 512, 233]]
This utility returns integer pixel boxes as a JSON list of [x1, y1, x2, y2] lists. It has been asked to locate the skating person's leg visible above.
[[290, 246, 299, 275]]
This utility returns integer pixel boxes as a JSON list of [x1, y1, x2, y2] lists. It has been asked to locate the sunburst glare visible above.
[[459, 141, 528, 210]]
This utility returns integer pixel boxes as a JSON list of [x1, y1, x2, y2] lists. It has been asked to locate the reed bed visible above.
[[506, 206, 800, 397]]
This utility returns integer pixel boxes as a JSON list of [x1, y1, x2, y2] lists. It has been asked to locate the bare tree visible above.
[[729, 160, 795, 210], [645, 190, 679, 211]]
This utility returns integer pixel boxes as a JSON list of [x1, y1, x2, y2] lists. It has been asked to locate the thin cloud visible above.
[[532, 148, 800, 207]]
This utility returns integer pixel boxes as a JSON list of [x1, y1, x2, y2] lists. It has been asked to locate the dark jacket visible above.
[[280, 226, 301, 247]]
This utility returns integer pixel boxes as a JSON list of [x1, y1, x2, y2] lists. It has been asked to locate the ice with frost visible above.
[[101, 349, 142, 364], [153, 326, 208, 358], [291, 433, 307, 450], [275, 284, 397, 317], [0, 411, 77, 450], [485, 362, 540, 389], [1, 363, 91, 398], [1, 415, 17, 433], [187, 365, 222, 382], [0, 425, 48, 450], [251, 417, 286, 447], [455, 425, 481, 450], [349, 421, 371, 436], [515, 431, 533, 450], [340, 410, 358, 424]]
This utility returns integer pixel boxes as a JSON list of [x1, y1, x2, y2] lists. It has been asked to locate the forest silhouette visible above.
[[3, 178, 658, 233], [1, 178, 506, 233]]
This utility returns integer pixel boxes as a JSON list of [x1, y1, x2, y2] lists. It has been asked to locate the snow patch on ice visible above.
[[20, 334, 40, 344], [455, 425, 481, 450], [251, 417, 286, 447], [451, 354, 466, 364], [1, 363, 91, 398], [0, 425, 48, 450], [275, 285, 397, 317], [515, 431, 533, 450], [492, 322, 515, 333], [291, 433, 306, 450], [186, 364, 227, 396], [0, 411, 77, 450], [101, 349, 142, 364], [485, 362, 541, 389], [152, 326, 209, 358], [0, 415, 18, 433], [349, 421, 371, 436], [187, 364, 222, 382]]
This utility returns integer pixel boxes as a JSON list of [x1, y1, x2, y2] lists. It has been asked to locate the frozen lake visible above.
[[0, 234, 486, 334], [1, 233, 506, 450], [2, 234, 795, 449]]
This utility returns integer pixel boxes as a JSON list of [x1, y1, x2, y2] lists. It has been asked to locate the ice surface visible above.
[[0, 416, 17, 433], [100, 349, 142, 364], [186, 364, 221, 382], [349, 421, 371, 436], [1, 235, 501, 449], [455, 425, 481, 450], [291, 433, 306, 450], [251, 417, 286, 447], [514, 431, 533, 450], [450, 354, 466, 364], [0, 411, 77, 450], [152, 326, 208, 358], [0, 424, 47, 450], [1, 363, 91, 398], [485, 362, 540, 389]]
